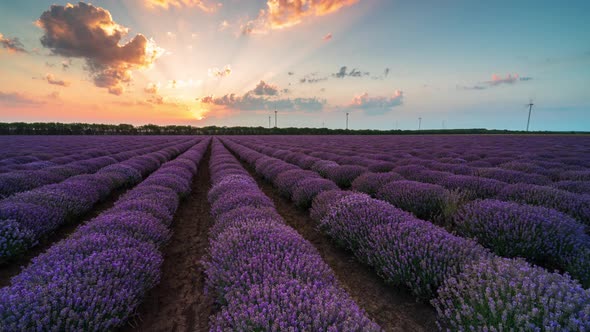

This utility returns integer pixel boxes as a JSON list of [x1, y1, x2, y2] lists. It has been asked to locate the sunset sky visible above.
[[0, 0, 588, 131]]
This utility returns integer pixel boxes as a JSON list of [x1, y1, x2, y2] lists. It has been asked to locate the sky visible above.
[[0, 0, 588, 131]]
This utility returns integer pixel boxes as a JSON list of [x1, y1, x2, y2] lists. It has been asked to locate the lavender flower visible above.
[[454, 199, 590, 286], [432, 257, 590, 331], [376, 180, 451, 220], [351, 172, 404, 196], [291, 178, 339, 209], [499, 183, 590, 224]]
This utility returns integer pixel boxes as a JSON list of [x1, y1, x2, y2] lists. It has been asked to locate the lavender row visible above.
[[236, 135, 590, 180], [0, 136, 136, 169], [0, 138, 210, 331], [228, 139, 590, 287], [229, 137, 590, 227], [0, 139, 199, 261], [0, 136, 178, 172], [222, 139, 487, 299], [237, 137, 590, 197], [221, 139, 590, 331], [205, 139, 379, 331], [317, 193, 589, 330], [0, 139, 192, 198], [317, 154, 590, 288], [387, 166, 590, 225]]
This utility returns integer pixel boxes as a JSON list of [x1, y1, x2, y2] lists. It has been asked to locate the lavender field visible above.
[[1, 135, 589, 331]]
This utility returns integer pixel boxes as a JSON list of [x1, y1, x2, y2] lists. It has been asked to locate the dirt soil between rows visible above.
[[122, 149, 214, 332], [239, 158, 438, 332], [0, 187, 127, 288]]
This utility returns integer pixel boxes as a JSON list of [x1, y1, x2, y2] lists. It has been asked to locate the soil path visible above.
[[123, 148, 214, 332], [240, 159, 438, 332], [0, 187, 126, 287]]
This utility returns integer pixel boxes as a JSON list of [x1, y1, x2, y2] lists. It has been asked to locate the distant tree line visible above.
[[0, 122, 586, 136]]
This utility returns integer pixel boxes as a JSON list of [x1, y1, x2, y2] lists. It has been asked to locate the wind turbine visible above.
[[346, 113, 349, 130], [526, 99, 534, 132]]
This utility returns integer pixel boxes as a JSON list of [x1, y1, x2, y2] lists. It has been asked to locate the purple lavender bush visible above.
[[432, 257, 590, 331], [365, 219, 489, 300], [274, 169, 321, 198], [209, 206, 282, 240], [499, 183, 590, 224], [211, 279, 381, 332], [326, 165, 367, 188], [121, 185, 180, 215], [111, 199, 174, 226], [291, 178, 339, 209], [438, 174, 505, 199], [351, 172, 404, 196], [0, 234, 163, 331], [475, 167, 551, 185], [310, 160, 339, 177], [560, 170, 590, 181], [210, 190, 274, 217], [207, 175, 258, 204], [208, 139, 380, 330], [74, 211, 171, 246], [310, 190, 356, 222], [552, 180, 590, 195], [206, 221, 337, 301], [376, 180, 451, 221], [0, 138, 209, 330], [319, 193, 415, 261], [453, 199, 590, 286], [0, 219, 36, 260], [367, 161, 397, 173]]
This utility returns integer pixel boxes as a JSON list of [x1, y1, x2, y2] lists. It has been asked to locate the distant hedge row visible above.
[[0, 122, 586, 135]]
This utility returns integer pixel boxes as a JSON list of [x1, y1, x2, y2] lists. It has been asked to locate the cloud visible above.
[[219, 20, 230, 31], [143, 82, 166, 104], [37, 2, 164, 95], [47, 91, 61, 100], [144, 0, 220, 12], [241, 0, 358, 35], [148, 95, 164, 104], [348, 90, 404, 115], [45, 73, 70, 87], [267, 0, 359, 29], [144, 82, 161, 94], [0, 91, 43, 106], [208, 64, 232, 78], [197, 81, 325, 112], [252, 80, 279, 96], [323, 33, 332, 41], [372, 67, 391, 80], [199, 93, 325, 112], [0, 33, 27, 53], [332, 66, 369, 78], [460, 73, 533, 90], [62, 59, 72, 70], [300, 72, 328, 84]]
